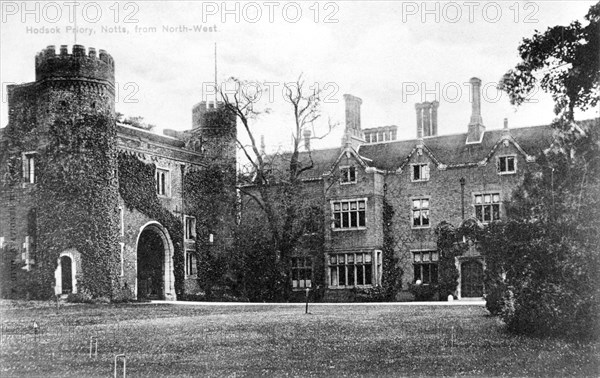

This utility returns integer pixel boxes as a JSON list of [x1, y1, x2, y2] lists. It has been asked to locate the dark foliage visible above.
[[34, 112, 120, 299], [435, 222, 464, 300], [381, 199, 403, 300], [492, 3, 600, 339], [117, 152, 185, 298]]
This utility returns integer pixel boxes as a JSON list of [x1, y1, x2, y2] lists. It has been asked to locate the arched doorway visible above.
[[54, 249, 80, 296], [136, 222, 176, 300], [460, 259, 484, 298]]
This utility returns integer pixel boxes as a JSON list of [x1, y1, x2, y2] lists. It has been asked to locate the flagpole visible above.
[[214, 42, 218, 105]]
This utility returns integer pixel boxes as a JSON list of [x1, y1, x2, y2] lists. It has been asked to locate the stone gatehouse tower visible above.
[[0, 45, 236, 300]]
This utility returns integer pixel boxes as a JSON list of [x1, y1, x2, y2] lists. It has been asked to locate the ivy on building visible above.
[[117, 152, 185, 297], [381, 198, 402, 300], [184, 165, 233, 299], [34, 112, 121, 299]]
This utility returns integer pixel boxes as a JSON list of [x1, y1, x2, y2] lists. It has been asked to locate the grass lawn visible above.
[[0, 300, 598, 377]]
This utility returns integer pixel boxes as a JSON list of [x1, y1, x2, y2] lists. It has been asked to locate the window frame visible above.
[[328, 251, 381, 289], [155, 167, 171, 197], [22, 151, 37, 184], [411, 197, 431, 229], [331, 198, 367, 231], [185, 249, 197, 277], [497, 155, 517, 175], [412, 250, 439, 285], [339, 166, 357, 184], [411, 163, 430, 182], [473, 192, 502, 223], [184, 215, 196, 241]]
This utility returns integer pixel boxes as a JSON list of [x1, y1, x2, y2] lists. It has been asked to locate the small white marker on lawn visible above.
[[89, 336, 98, 358]]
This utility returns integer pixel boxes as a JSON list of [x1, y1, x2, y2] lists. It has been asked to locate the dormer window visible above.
[[412, 164, 430, 182], [497, 156, 516, 174], [340, 166, 356, 184]]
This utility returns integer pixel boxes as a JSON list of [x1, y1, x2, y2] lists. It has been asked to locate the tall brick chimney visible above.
[[416, 103, 424, 139], [431, 101, 439, 136], [344, 94, 363, 138], [466, 77, 485, 143], [341, 94, 365, 149], [415, 101, 439, 138]]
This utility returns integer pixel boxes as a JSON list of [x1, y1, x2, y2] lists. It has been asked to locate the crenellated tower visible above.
[[191, 101, 237, 168], [32, 45, 115, 132], [1, 45, 119, 299]]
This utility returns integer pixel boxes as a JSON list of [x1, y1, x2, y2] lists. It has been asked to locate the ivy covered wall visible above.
[[117, 152, 185, 298], [35, 112, 121, 299]]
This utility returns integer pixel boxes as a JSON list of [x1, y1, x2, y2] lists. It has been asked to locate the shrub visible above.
[[353, 286, 385, 302], [484, 283, 506, 316], [112, 285, 135, 303], [409, 283, 438, 301], [66, 287, 94, 303]]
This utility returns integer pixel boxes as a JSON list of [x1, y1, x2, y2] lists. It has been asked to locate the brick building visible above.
[[257, 78, 563, 301], [0, 45, 236, 300]]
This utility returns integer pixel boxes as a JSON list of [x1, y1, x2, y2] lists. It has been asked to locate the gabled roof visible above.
[[255, 119, 598, 178], [358, 124, 556, 170], [262, 147, 342, 181]]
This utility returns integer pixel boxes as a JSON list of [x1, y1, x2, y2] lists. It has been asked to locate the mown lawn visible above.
[[0, 300, 598, 377]]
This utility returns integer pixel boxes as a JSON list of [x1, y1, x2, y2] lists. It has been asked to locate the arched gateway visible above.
[[135, 222, 176, 300]]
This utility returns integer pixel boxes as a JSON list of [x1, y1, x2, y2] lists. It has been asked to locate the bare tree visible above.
[[220, 76, 336, 299]]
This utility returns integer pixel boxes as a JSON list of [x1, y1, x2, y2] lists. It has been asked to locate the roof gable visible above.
[[359, 124, 557, 171]]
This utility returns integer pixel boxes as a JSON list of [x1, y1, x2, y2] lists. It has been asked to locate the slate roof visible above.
[[357, 125, 558, 170], [117, 123, 186, 148], [263, 147, 342, 181], [250, 118, 599, 179]]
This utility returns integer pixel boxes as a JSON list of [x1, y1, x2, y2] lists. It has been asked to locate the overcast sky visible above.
[[1, 1, 597, 151]]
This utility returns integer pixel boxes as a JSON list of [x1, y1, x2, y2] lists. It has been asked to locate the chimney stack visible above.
[[422, 103, 431, 136], [466, 77, 485, 143], [343, 94, 363, 138], [415, 103, 424, 139], [431, 101, 439, 136], [302, 129, 311, 150], [415, 101, 439, 138]]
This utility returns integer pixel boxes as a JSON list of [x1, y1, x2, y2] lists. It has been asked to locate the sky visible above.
[[1, 0, 598, 152]]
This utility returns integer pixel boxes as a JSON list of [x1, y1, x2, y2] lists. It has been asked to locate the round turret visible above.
[[35, 45, 114, 86], [31, 45, 116, 130]]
